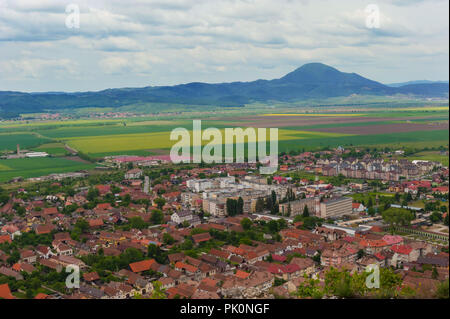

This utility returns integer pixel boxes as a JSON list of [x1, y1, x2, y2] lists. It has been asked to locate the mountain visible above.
[[0, 63, 448, 117], [387, 80, 449, 87]]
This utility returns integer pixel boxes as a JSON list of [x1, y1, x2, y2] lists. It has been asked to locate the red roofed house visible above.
[[0, 283, 15, 299], [192, 232, 212, 245], [129, 259, 156, 273], [96, 203, 112, 211], [235, 270, 251, 279], [0, 235, 11, 244], [390, 245, 419, 268], [174, 261, 199, 276], [89, 218, 104, 228]]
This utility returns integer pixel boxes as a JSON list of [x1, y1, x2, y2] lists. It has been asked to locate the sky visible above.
[[0, 0, 448, 92]]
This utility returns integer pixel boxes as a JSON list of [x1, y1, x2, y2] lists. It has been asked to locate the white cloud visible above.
[[0, 0, 448, 91]]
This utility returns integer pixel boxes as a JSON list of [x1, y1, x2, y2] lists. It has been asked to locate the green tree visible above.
[[436, 280, 449, 299], [302, 205, 310, 218], [382, 207, 415, 231], [241, 218, 252, 231], [163, 233, 175, 245], [154, 197, 166, 209], [150, 209, 164, 225], [237, 197, 244, 215]]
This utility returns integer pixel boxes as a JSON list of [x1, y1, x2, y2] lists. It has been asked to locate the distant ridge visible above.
[[0, 63, 448, 117], [387, 80, 449, 87]]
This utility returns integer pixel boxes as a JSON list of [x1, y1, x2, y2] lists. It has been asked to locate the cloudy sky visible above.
[[0, 0, 448, 92]]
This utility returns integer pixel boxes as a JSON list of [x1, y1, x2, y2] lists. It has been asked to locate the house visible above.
[[55, 255, 86, 269], [39, 258, 63, 272], [352, 203, 366, 213], [192, 232, 212, 245], [125, 169, 143, 179], [55, 243, 73, 256], [290, 257, 316, 275], [0, 235, 11, 244], [83, 272, 100, 283], [390, 245, 419, 268], [0, 266, 23, 280], [174, 261, 199, 276], [35, 224, 55, 235], [129, 259, 156, 273], [20, 250, 37, 264], [171, 211, 193, 225], [89, 218, 104, 228], [321, 246, 358, 267], [0, 283, 15, 299], [12, 263, 36, 274], [36, 246, 56, 259]]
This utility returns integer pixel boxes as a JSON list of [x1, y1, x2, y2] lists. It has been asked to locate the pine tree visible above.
[[302, 205, 310, 217]]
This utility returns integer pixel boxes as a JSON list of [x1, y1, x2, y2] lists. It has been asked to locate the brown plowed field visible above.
[[306, 122, 449, 135], [222, 116, 439, 128]]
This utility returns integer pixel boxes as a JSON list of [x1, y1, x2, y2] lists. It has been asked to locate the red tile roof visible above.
[[391, 245, 413, 255], [192, 232, 212, 244], [235, 270, 250, 279], [129, 259, 156, 273], [0, 283, 14, 299]]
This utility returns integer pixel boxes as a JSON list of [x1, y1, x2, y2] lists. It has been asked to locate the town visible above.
[[0, 146, 448, 300]]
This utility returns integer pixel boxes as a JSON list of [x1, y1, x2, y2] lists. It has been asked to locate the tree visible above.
[[154, 197, 166, 209], [237, 197, 244, 215], [357, 249, 365, 260], [163, 233, 175, 245], [296, 278, 323, 299], [150, 281, 167, 299], [150, 209, 164, 225], [302, 205, 310, 218], [267, 220, 279, 233], [87, 187, 100, 201], [286, 203, 291, 217], [180, 239, 194, 250], [436, 280, 449, 299], [382, 208, 414, 231], [240, 218, 252, 231], [255, 198, 264, 213], [430, 211, 443, 223], [129, 217, 148, 230], [226, 198, 238, 216]]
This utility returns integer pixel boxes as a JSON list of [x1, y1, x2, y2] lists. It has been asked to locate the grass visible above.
[[403, 151, 449, 167], [0, 133, 51, 152], [33, 143, 70, 156], [0, 157, 96, 182], [278, 129, 449, 152]]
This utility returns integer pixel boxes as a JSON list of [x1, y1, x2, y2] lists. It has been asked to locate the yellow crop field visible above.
[[0, 163, 12, 171], [64, 129, 352, 155]]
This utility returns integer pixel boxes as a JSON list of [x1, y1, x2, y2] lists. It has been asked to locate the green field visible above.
[[403, 151, 449, 167], [32, 143, 70, 157], [0, 157, 96, 182], [0, 104, 448, 183], [0, 133, 51, 152]]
